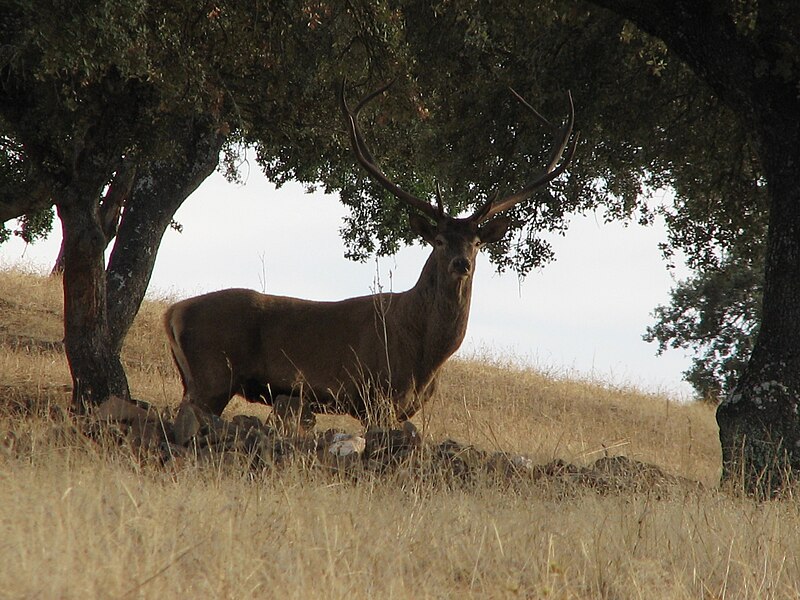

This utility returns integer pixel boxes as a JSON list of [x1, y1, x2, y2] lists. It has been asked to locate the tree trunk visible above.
[[716, 97, 800, 494], [57, 196, 130, 411], [106, 125, 224, 353], [54, 122, 223, 411], [51, 159, 136, 276]]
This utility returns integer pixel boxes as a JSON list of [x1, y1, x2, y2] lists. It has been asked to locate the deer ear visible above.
[[478, 216, 511, 244], [409, 213, 437, 245]]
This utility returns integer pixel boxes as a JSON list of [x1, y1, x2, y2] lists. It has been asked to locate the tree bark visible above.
[[51, 158, 137, 276], [106, 123, 224, 353], [57, 195, 130, 410], [53, 119, 223, 411]]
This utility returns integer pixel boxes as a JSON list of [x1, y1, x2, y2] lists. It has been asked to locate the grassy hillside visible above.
[[1, 268, 798, 599]]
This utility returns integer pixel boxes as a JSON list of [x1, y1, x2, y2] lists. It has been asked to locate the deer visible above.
[[163, 80, 577, 431]]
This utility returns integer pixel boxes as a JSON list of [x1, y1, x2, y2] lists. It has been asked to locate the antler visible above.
[[470, 89, 579, 223], [340, 79, 443, 221]]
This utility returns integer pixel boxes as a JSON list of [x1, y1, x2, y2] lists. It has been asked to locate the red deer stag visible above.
[[164, 80, 577, 428]]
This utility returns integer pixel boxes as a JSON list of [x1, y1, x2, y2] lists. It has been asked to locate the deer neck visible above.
[[405, 253, 474, 361]]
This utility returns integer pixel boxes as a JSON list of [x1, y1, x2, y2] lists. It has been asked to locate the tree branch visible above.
[[583, 0, 758, 114]]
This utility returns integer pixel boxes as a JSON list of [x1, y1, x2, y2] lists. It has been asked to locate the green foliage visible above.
[[648, 127, 767, 400], [3, 0, 764, 276], [0, 207, 53, 244], [645, 247, 763, 403], [0, 0, 777, 398], [248, 1, 766, 281]]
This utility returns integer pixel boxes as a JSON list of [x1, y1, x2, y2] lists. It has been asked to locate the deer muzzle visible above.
[[450, 257, 472, 278]]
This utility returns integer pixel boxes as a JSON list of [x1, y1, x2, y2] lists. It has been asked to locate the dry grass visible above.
[[1, 268, 798, 599]]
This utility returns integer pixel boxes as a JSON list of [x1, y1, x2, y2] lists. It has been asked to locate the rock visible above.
[[581, 455, 681, 493], [431, 439, 487, 482], [231, 414, 263, 432], [402, 420, 420, 443], [199, 413, 235, 448], [544, 459, 575, 475], [241, 427, 293, 468], [486, 452, 535, 478], [314, 432, 366, 472], [328, 433, 366, 458], [511, 454, 534, 471], [321, 429, 349, 444], [126, 419, 169, 455], [159, 442, 190, 464], [81, 397, 173, 458], [94, 396, 155, 424], [364, 422, 421, 466]]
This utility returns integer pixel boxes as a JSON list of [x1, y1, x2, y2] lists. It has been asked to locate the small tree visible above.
[[645, 249, 763, 403]]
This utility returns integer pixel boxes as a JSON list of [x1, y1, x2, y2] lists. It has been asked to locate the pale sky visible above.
[[1, 170, 694, 399]]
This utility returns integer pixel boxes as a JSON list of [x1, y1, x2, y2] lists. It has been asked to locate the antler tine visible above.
[[340, 78, 441, 221], [471, 189, 500, 223], [350, 79, 394, 166], [472, 90, 578, 223], [434, 181, 445, 217]]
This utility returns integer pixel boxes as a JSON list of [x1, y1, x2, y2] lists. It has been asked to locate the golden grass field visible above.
[[2, 267, 799, 599]]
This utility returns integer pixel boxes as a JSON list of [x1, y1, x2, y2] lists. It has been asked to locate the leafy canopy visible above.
[[1, 1, 772, 400]]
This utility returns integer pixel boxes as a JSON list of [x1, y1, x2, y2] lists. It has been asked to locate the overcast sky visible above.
[[1, 170, 694, 399]]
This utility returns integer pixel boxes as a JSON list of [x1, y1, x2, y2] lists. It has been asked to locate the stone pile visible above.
[[23, 396, 697, 493]]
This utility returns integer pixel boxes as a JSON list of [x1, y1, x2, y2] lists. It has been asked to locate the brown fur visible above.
[[163, 216, 509, 423]]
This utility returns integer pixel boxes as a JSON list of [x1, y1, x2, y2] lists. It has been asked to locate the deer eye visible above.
[[435, 237, 445, 247]]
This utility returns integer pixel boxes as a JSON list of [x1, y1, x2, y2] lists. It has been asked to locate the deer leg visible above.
[[178, 380, 232, 417]]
